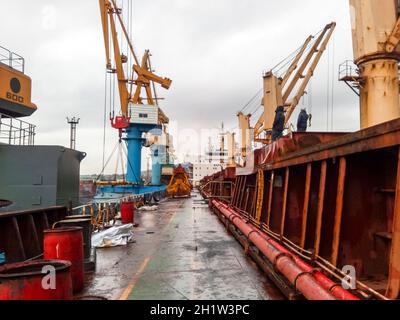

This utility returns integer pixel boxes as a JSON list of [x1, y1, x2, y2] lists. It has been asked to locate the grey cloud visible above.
[[1, 0, 359, 173]]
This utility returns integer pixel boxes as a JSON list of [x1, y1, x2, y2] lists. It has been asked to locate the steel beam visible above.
[[387, 147, 400, 299], [280, 167, 290, 237], [331, 157, 347, 266], [300, 164, 312, 248], [314, 161, 327, 257], [267, 171, 275, 228]]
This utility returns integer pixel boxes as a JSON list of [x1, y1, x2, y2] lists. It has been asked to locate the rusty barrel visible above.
[[44, 227, 84, 293], [60, 217, 92, 261], [120, 201, 135, 224], [0, 260, 73, 300]]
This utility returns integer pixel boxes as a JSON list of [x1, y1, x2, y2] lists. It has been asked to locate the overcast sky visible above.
[[0, 0, 359, 174]]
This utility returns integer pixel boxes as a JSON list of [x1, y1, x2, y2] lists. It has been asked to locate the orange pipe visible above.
[[213, 200, 359, 300], [266, 236, 359, 300], [213, 200, 335, 300]]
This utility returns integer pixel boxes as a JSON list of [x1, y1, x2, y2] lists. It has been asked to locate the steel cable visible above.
[[96, 140, 120, 181], [102, 72, 108, 171], [238, 88, 263, 114]]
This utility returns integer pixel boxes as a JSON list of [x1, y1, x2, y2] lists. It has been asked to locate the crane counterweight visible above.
[[0, 46, 37, 118]]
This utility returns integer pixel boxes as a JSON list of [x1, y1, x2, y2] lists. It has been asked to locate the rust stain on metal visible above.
[[280, 167, 290, 237], [267, 171, 275, 228], [314, 161, 327, 257], [300, 163, 312, 248], [331, 157, 347, 267]]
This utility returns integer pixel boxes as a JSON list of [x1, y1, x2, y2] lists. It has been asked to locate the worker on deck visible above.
[[272, 106, 285, 141], [297, 109, 310, 132]]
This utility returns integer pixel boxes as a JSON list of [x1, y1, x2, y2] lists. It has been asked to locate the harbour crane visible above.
[[99, 0, 172, 187], [238, 22, 336, 159]]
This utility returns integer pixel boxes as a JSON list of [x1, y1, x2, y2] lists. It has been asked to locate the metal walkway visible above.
[[82, 192, 283, 300]]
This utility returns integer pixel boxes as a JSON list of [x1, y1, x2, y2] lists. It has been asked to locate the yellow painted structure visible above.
[[350, 0, 400, 129], [0, 62, 37, 117], [99, 0, 172, 121], [227, 132, 236, 168], [237, 112, 252, 160], [238, 23, 335, 150]]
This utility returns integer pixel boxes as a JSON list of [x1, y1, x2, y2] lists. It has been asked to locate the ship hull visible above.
[[201, 118, 400, 300]]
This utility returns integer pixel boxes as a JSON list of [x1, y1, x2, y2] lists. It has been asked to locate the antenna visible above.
[[67, 117, 80, 150]]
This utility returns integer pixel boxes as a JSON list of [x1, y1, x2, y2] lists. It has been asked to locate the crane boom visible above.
[[281, 35, 313, 88], [285, 23, 336, 122], [238, 22, 335, 148], [99, 0, 111, 69], [282, 24, 335, 102], [110, 0, 140, 66], [99, 0, 172, 121], [386, 17, 400, 53], [108, 4, 130, 118]]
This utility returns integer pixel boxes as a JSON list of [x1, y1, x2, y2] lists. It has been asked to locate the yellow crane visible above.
[[98, 0, 173, 186], [99, 0, 171, 127], [238, 23, 336, 159]]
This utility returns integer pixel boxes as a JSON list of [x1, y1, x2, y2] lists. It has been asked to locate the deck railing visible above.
[[0, 45, 25, 72], [0, 113, 36, 146]]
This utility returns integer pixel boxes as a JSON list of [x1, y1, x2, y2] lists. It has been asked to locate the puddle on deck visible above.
[[80, 193, 284, 301]]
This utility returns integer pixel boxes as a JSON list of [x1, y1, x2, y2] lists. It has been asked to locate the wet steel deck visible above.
[[81, 192, 284, 300]]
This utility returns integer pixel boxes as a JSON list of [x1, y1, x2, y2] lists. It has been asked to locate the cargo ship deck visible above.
[[81, 192, 283, 300]]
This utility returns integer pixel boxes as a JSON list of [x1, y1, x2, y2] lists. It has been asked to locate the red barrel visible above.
[[44, 227, 84, 293], [121, 201, 135, 224], [0, 260, 73, 300]]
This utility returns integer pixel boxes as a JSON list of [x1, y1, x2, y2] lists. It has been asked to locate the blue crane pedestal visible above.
[[150, 144, 168, 186], [95, 124, 167, 202], [125, 126, 145, 184]]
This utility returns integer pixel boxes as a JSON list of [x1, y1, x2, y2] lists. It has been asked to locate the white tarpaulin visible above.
[[92, 224, 135, 248], [138, 205, 158, 212]]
